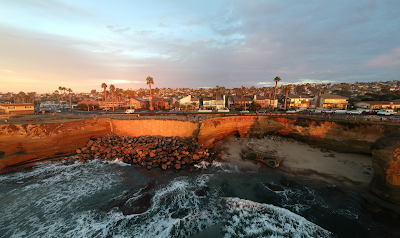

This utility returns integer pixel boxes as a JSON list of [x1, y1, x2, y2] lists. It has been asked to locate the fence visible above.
[[98, 112, 400, 124]]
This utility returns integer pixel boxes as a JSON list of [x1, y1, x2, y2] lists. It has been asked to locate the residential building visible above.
[[0, 103, 35, 114], [179, 95, 200, 109], [203, 96, 226, 109], [253, 95, 277, 108], [151, 97, 175, 110], [284, 94, 313, 108], [130, 97, 149, 109], [354, 101, 400, 109], [313, 93, 349, 109], [228, 96, 252, 109]]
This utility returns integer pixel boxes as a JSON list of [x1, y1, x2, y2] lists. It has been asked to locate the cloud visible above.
[[107, 25, 131, 34], [366, 47, 400, 68]]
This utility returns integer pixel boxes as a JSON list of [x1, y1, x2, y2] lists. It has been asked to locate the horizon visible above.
[[1, 1, 400, 94]]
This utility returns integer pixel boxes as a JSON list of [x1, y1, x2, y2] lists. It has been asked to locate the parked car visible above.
[[125, 109, 135, 114], [299, 109, 312, 113], [286, 109, 297, 114], [321, 109, 336, 114], [103, 108, 110, 111], [346, 110, 362, 114], [55, 109, 62, 113], [377, 109, 394, 116], [362, 109, 378, 114], [240, 110, 249, 113], [257, 109, 267, 113]]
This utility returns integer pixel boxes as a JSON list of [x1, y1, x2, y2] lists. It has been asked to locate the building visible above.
[[0, 103, 35, 114], [228, 96, 253, 109], [203, 96, 226, 109], [179, 95, 200, 109], [151, 97, 175, 110], [253, 95, 277, 108], [354, 101, 400, 109], [129, 97, 149, 109], [285, 94, 313, 108], [313, 93, 349, 109]]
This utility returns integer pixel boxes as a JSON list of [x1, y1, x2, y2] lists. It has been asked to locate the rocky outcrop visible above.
[[61, 133, 223, 171], [370, 132, 400, 204]]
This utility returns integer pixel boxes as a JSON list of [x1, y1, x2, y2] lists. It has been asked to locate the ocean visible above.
[[0, 158, 399, 238]]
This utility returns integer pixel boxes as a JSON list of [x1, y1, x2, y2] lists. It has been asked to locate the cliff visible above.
[[0, 119, 111, 171]]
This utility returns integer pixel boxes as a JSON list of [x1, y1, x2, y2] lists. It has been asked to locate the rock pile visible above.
[[62, 133, 223, 170]]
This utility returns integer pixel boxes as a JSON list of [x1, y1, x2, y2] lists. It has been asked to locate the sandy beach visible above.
[[221, 136, 373, 189]]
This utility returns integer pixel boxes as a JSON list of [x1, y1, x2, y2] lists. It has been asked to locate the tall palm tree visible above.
[[67, 88, 73, 110], [109, 84, 116, 112], [54, 90, 60, 104], [283, 85, 292, 111], [215, 85, 221, 110], [101, 83, 108, 111], [146, 76, 154, 110], [58, 86, 63, 102], [273, 76, 281, 110]]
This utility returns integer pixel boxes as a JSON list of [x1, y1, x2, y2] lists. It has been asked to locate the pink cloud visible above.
[[366, 47, 400, 68]]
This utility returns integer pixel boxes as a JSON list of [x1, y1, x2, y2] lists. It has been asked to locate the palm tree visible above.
[[58, 86, 63, 102], [273, 76, 281, 110], [101, 83, 108, 111], [180, 104, 187, 112], [109, 84, 116, 112], [191, 102, 197, 110], [214, 85, 221, 110], [283, 85, 292, 111], [67, 88, 73, 110], [174, 101, 180, 111], [146, 76, 154, 110], [126, 89, 137, 109]]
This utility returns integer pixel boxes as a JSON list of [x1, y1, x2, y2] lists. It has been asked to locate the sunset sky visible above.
[[1, 0, 399, 94]]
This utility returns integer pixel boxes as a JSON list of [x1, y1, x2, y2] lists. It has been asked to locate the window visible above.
[[8, 106, 16, 109], [25, 106, 32, 109]]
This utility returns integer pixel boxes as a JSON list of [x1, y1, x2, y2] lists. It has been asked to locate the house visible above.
[[202, 96, 226, 109], [253, 95, 278, 108], [285, 94, 313, 108], [312, 93, 349, 109], [228, 96, 253, 109], [151, 97, 175, 110], [0, 103, 35, 114], [179, 95, 200, 109], [354, 101, 400, 109], [130, 97, 149, 109]]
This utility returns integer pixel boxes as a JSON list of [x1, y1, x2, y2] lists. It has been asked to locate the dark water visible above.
[[0, 159, 399, 238]]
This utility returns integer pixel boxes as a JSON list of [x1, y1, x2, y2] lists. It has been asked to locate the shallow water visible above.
[[0, 159, 399, 238]]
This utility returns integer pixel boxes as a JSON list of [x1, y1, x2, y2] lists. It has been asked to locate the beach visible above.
[[221, 136, 373, 189]]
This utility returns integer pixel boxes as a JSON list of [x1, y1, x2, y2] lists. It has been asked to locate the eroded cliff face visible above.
[[0, 119, 111, 171], [370, 133, 400, 204]]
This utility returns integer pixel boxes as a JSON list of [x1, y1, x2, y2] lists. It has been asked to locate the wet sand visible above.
[[221, 136, 373, 189]]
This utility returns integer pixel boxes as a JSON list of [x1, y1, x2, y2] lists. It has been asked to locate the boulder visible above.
[[370, 132, 400, 204], [195, 187, 210, 196]]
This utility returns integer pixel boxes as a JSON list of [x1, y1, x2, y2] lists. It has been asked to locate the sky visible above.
[[0, 0, 400, 94]]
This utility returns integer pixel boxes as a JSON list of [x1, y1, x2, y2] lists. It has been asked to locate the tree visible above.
[[187, 104, 193, 111], [180, 104, 187, 112], [283, 84, 292, 111], [67, 88, 73, 110], [109, 84, 116, 112], [273, 76, 281, 110], [174, 101, 180, 111], [214, 85, 221, 110], [18, 91, 26, 103], [191, 102, 197, 110], [101, 83, 108, 111], [146, 76, 154, 110], [126, 89, 137, 109]]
